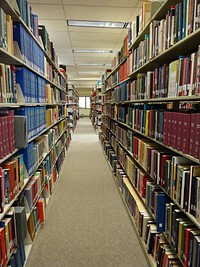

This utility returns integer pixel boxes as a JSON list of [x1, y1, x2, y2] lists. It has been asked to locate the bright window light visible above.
[[79, 97, 90, 108], [67, 20, 128, 29]]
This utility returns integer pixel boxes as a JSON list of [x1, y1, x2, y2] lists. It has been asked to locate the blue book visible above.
[[16, 67, 27, 102], [155, 192, 170, 232], [13, 22, 24, 60], [178, 2, 183, 41], [19, 241, 26, 265]]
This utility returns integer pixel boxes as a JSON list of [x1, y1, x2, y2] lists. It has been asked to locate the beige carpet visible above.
[[26, 118, 148, 267]]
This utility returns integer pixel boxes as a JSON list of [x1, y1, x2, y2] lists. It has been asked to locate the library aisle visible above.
[[26, 118, 148, 267]]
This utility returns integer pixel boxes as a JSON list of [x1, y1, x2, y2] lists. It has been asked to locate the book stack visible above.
[[13, 22, 44, 74], [0, 8, 14, 54]]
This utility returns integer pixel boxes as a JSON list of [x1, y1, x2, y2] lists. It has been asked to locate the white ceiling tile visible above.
[[54, 46, 73, 53], [71, 39, 120, 48], [69, 32, 121, 42], [62, 0, 141, 7], [64, 6, 134, 22], [29, 0, 62, 4], [31, 4, 65, 19], [38, 20, 67, 31]]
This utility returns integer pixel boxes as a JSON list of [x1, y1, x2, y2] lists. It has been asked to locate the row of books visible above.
[[27, 197, 45, 242], [128, 1, 162, 47], [19, 120, 68, 177], [165, 203, 200, 267], [38, 25, 59, 66], [99, 134, 185, 266], [150, 1, 200, 59], [0, 207, 21, 267], [24, 170, 43, 212], [0, 110, 15, 160], [16, 66, 46, 103], [111, 46, 200, 102], [15, 0, 59, 68], [112, 122, 200, 222], [15, 106, 46, 140], [0, 64, 17, 103], [0, 9, 13, 54], [100, 132, 200, 267], [13, 22, 44, 75], [118, 105, 200, 160], [16, 0, 39, 39]]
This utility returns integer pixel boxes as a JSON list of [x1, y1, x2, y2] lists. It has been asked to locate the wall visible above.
[[76, 88, 92, 117], [79, 108, 90, 117]]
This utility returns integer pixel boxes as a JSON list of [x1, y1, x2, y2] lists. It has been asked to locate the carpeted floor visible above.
[[26, 118, 148, 267]]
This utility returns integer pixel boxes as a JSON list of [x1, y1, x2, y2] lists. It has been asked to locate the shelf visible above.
[[0, 47, 23, 65], [112, 95, 200, 104], [101, 146, 157, 267], [28, 115, 67, 144], [105, 117, 200, 229], [108, 115, 200, 165], [0, 0, 20, 19], [129, 28, 200, 79], [26, 182, 45, 220], [0, 177, 29, 221], [0, 48, 66, 93], [0, 3, 67, 87], [106, 56, 128, 80], [129, 0, 182, 51]]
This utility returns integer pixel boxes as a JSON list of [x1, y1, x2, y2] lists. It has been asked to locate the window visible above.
[[79, 97, 90, 108]]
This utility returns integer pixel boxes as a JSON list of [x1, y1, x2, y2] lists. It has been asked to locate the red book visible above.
[[167, 112, 173, 147], [182, 113, 191, 154], [163, 111, 168, 145], [189, 113, 197, 157], [0, 227, 7, 266], [133, 136, 139, 160], [37, 199, 45, 223], [0, 117, 6, 158], [2, 159, 19, 200], [172, 113, 178, 148], [176, 113, 184, 151], [194, 113, 200, 159], [8, 110, 15, 152], [184, 228, 193, 267]]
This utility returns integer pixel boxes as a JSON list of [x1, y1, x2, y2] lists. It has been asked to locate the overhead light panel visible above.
[[77, 63, 111, 66], [73, 49, 117, 53], [67, 20, 128, 29], [69, 78, 99, 81]]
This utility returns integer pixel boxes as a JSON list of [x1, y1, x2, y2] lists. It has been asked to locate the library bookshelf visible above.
[[0, 0, 71, 266], [67, 84, 79, 134], [100, 0, 200, 266], [90, 82, 103, 130]]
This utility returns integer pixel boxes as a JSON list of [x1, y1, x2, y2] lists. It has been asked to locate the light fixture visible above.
[[73, 49, 117, 53], [78, 71, 100, 74], [67, 20, 128, 29], [69, 78, 99, 81], [77, 63, 111, 66]]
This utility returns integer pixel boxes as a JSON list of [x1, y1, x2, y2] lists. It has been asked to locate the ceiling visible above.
[[29, 0, 149, 94]]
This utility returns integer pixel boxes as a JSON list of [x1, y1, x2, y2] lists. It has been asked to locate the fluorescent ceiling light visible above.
[[67, 20, 128, 29], [77, 63, 111, 66], [73, 49, 117, 53], [69, 78, 99, 81], [78, 71, 100, 74]]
